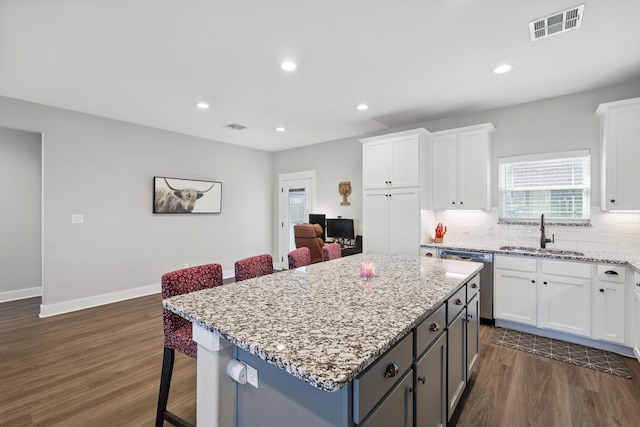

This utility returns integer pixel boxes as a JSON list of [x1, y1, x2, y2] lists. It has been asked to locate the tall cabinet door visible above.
[[598, 98, 640, 211], [362, 190, 390, 253], [390, 134, 420, 188], [432, 134, 458, 209], [458, 130, 490, 210], [389, 188, 420, 255], [363, 140, 391, 190]]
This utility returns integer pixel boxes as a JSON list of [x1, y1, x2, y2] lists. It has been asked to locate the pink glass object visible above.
[[360, 262, 375, 279]]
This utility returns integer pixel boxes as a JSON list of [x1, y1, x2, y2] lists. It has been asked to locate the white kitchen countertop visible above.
[[163, 253, 482, 392]]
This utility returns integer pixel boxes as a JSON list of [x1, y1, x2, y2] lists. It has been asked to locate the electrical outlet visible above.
[[71, 214, 84, 224], [246, 363, 258, 388]]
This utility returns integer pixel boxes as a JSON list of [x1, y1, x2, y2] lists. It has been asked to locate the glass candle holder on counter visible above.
[[360, 262, 375, 279]]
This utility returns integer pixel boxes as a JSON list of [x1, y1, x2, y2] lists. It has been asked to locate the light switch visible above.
[[71, 214, 84, 224]]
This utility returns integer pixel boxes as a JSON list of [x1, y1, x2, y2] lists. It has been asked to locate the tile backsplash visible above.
[[422, 209, 640, 256]]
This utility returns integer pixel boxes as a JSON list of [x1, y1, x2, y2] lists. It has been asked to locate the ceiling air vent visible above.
[[529, 3, 584, 41], [224, 123, 247, 130]]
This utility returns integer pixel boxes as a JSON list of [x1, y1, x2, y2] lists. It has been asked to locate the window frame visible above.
[[498, 149, 591, 225]]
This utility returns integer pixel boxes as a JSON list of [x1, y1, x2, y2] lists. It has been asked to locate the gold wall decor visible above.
[[339, 181, 352, 206]]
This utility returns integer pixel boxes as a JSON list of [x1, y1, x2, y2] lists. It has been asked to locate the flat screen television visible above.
[[308, 213, 326, 241], [325, 218, 355, 242]]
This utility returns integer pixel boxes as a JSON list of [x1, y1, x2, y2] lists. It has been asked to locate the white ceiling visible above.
[[1, 0, 639, 152]]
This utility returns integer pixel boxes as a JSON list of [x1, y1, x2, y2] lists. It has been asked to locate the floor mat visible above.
[[491, 327, 631, 378]]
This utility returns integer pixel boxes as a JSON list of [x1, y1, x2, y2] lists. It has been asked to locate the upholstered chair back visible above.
[[234, 254, 274, 282], [294, 223, 325, 264], [322, 242, 342, 261], [161, 263, 223, 357], [288, 247, 311, 269]]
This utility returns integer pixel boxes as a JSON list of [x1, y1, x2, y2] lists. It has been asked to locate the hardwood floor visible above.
[[0, 295, 196, 426], [1, 296, 640, 426]]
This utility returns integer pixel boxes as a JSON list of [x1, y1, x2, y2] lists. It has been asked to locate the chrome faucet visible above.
[[540, 214, 554, 248]]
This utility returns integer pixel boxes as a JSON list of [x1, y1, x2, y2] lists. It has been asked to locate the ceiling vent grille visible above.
[[224, 123, 247, 130], [529, 3, 584, 41]]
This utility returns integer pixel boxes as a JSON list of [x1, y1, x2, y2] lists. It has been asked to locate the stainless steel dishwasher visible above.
[[438, 249, 494, 322]]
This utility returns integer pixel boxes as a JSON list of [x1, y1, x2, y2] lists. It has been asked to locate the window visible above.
[[499, 150, 590, 223]]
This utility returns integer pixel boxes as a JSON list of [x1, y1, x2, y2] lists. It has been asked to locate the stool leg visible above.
[[156, 347, 175, 427]]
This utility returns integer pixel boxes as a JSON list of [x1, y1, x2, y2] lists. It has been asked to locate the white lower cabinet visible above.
[[538, 260, 591, 337], [634, 272, 640, 361], [494, 256, 537, 326], [495, 256, 592, 336], [593, 265, 626, 344]]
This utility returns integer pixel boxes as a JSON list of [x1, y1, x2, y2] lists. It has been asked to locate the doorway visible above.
[[278, 171, 316, 269]]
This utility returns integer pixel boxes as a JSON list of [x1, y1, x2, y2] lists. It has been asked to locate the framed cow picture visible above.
[[153, 176, 222, 214]]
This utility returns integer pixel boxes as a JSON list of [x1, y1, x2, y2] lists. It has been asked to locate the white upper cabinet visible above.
[[361, 129, 429, 190], [431, 123, 494, 210], [596, 97, 640, 211]]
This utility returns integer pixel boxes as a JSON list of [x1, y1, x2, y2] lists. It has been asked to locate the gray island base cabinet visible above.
[[163, 254, 483, 427]]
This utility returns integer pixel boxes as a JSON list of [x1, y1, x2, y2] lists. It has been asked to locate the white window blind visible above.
[[499, 150, 590, 222]]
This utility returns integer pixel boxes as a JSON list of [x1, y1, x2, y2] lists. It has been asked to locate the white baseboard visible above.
[[39, 283, 160, 318], [0, 286, 42, 303]]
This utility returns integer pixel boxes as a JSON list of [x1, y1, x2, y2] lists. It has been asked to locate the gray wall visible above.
[[271, 78, 640, 255], [0, 127, 42, 297], [0, 96, 273, 314]]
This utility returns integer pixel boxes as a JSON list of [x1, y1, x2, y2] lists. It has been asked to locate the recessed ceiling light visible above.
[[281, 61, 297, 71], [276, 127, 286, 132], [196, 102, 210, 109], [356, 104, 369, 111], [492, 64, 513, 74]]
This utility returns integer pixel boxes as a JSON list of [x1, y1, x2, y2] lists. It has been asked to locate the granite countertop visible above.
[[421, 241, 640, 273], [163, 253, 482, 392]]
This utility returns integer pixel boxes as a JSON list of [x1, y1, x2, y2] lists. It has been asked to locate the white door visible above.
[[388, 188, 420, 255], [279, 171, 316, 269]]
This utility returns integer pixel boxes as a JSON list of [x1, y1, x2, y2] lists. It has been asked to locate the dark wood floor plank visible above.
[[2, 297, 640, 426]]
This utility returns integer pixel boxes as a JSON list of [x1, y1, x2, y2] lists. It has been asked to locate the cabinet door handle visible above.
[[429, 322, 440, 332], [417, 376, 426, 384], [471, 283, 478, 289], [543, 281, 548, 285], [460, 201, 463, 205], [604, 270, 619, 276], [384, 362, 399, 378], [455, 298, 462, 305], [452, 201, 456, 205], [610, 199, 616, 203], [531, 280, 536, 284], [600, 288, 605, 293], [637, 282, 640, 287]]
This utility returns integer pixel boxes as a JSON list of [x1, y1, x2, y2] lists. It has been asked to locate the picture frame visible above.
[[153, 176, 222, 214]]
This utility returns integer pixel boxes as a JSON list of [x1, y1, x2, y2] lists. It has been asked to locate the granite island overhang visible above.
[[163, 253, 483, 393]]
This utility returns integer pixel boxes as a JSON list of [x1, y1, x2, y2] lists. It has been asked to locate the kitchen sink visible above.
[[499, 246, 585, 257]]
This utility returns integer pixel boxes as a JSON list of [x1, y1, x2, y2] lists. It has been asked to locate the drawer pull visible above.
[[417, 376, 426, 384], [425, 252, 433, 257], [429, 322, 440, 332], [455, 298, 463, 305], [600, 288, 605, 293], [384, 362, 399, 378], [531, 280, 536, 284], [604, 270, 619, 276], [470, 283, 478, 289]]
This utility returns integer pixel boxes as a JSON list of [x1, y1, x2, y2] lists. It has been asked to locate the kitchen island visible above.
[[163, 253, 483, 427]]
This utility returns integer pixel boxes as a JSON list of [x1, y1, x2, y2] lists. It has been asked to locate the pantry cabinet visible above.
[[596, 97, 640, 211], [431, 123, 493, 210], [362, 188, 420, 255]]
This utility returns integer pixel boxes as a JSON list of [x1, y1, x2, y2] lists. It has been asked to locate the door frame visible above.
[[278, 170, 317, 270]]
